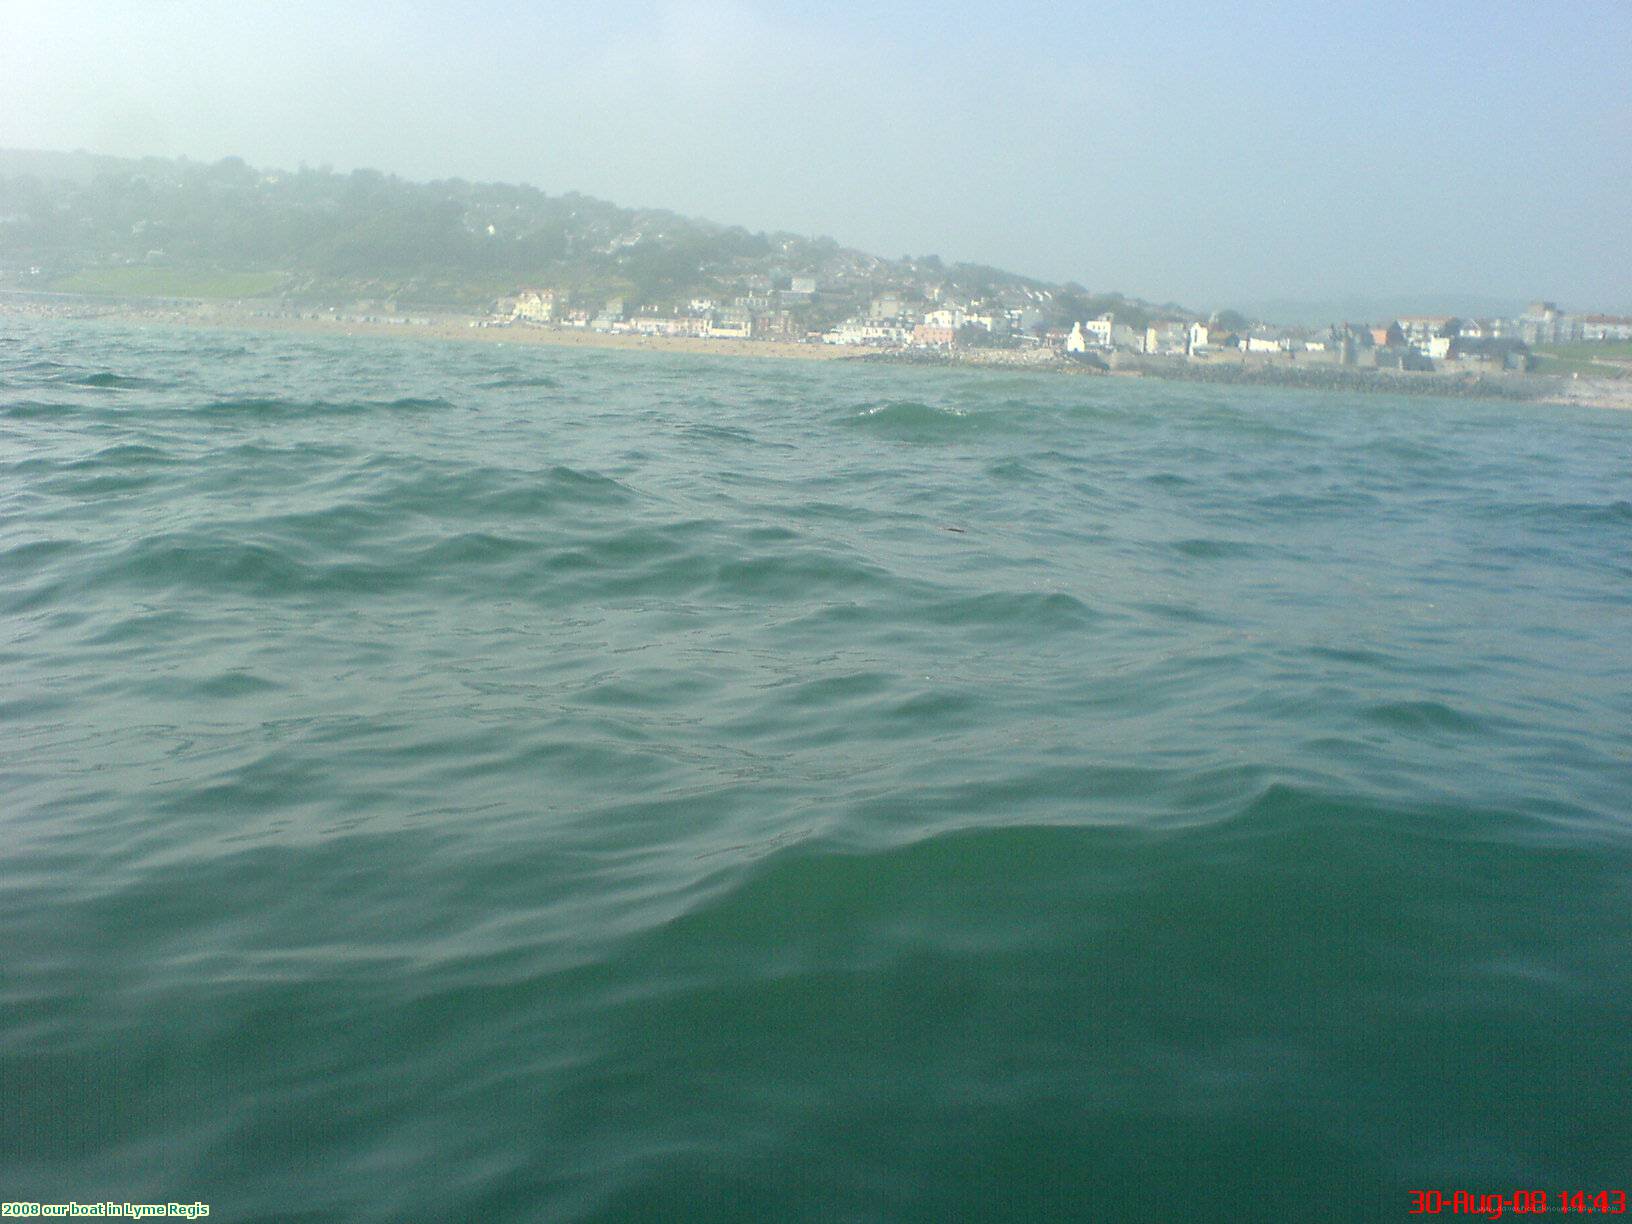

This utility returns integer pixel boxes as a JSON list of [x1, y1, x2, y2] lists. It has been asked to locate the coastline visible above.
[[216, 314, 864, 362], [0, 298, 861, 363], [5, 296, 1630, 410], [867, 347, 1632, 411]]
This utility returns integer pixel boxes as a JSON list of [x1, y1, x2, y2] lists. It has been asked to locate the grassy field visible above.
[[1532, 340, 1632, 380], [50, 266, 288, 299], [1533, 340, 1632, 361]]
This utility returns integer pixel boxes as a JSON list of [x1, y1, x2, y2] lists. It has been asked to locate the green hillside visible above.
[[0, 148, 1159, 327]]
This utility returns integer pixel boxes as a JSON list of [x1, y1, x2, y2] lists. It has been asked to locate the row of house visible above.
[[818, 297, 1055, 348], [510, 290, 803, 340], [1515, 301, 1632, 344], [1059, 311, 1538, 374], [1377, 304, 1632, 348], [1066, 318, 1213, 356], [505, 286, 1629, 367], [505, 277, 1063, 351]]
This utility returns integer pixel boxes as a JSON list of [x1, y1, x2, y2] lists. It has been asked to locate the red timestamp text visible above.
[[1410, 1190, 1627, 1216]]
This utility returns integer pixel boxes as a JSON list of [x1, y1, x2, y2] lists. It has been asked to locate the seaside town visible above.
[[491, 285, 1632, 377], [3, 150, 1629, 399]]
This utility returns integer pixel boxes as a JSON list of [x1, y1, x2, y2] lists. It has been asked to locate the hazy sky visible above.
[[4, 1, 1629, 311]]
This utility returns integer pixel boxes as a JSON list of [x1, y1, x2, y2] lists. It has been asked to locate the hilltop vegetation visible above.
[[0, 148, 1168, 327]]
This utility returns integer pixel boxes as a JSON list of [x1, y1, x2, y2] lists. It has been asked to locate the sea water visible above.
[[3, 319, 1629, 1221]]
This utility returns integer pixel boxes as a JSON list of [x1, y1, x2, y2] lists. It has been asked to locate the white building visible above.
[[1518, 301, 1575, 345], [1580, 315, 1632, 342], [512, 290, 557, 323], [825, 317, 910, 346], [1143, 321, 1188, 355], [708, 308, 753, 339], [1395, 316, 1453, 348], [1459, 318, 1515, 341], [631, 315, 709, 338], [1009, 306, 1047, 334], [862, 319, 912, 345], [1067, 317, 1138, 351]]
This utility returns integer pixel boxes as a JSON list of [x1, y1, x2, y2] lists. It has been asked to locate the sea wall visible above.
[[1115, 353, 1563, 401], [863, 345, 1562, 400]]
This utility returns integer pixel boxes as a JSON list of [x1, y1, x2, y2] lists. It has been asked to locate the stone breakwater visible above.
[[865, 346, 1597, 404], [1118, 354, 1566, 402]]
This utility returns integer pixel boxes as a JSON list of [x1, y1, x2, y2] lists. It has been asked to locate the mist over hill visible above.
[[0, 148, 1181, 331]]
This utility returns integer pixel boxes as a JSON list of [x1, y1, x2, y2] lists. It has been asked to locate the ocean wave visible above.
[[60, 371, 164, 389], [476, 374, 561, 390], [921, 589, 1102, 631], [840, 398, 1003, 438], [190, 394, 460, 418], [1359, 698, 1486, 734], [6, 319, 1632, 1220], [107, 532, 416, 598], [373, 464, 637, 521], [1168, 537, 1267, 560], [709, 550, 892, 599], [64, 443, 180, 470], [1, 399, 80, 418], [1493, 497, 1632, 529]]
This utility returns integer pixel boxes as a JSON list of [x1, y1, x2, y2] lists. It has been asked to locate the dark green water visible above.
[[3, 319, 1630, 1221]]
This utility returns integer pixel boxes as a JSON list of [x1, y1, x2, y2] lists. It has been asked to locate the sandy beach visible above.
[[5, 298, 1631, 409], [85, 305, 864, 363]]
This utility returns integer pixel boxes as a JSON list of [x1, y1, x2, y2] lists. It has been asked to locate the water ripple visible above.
[[3, 316, 1630, 1220]]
